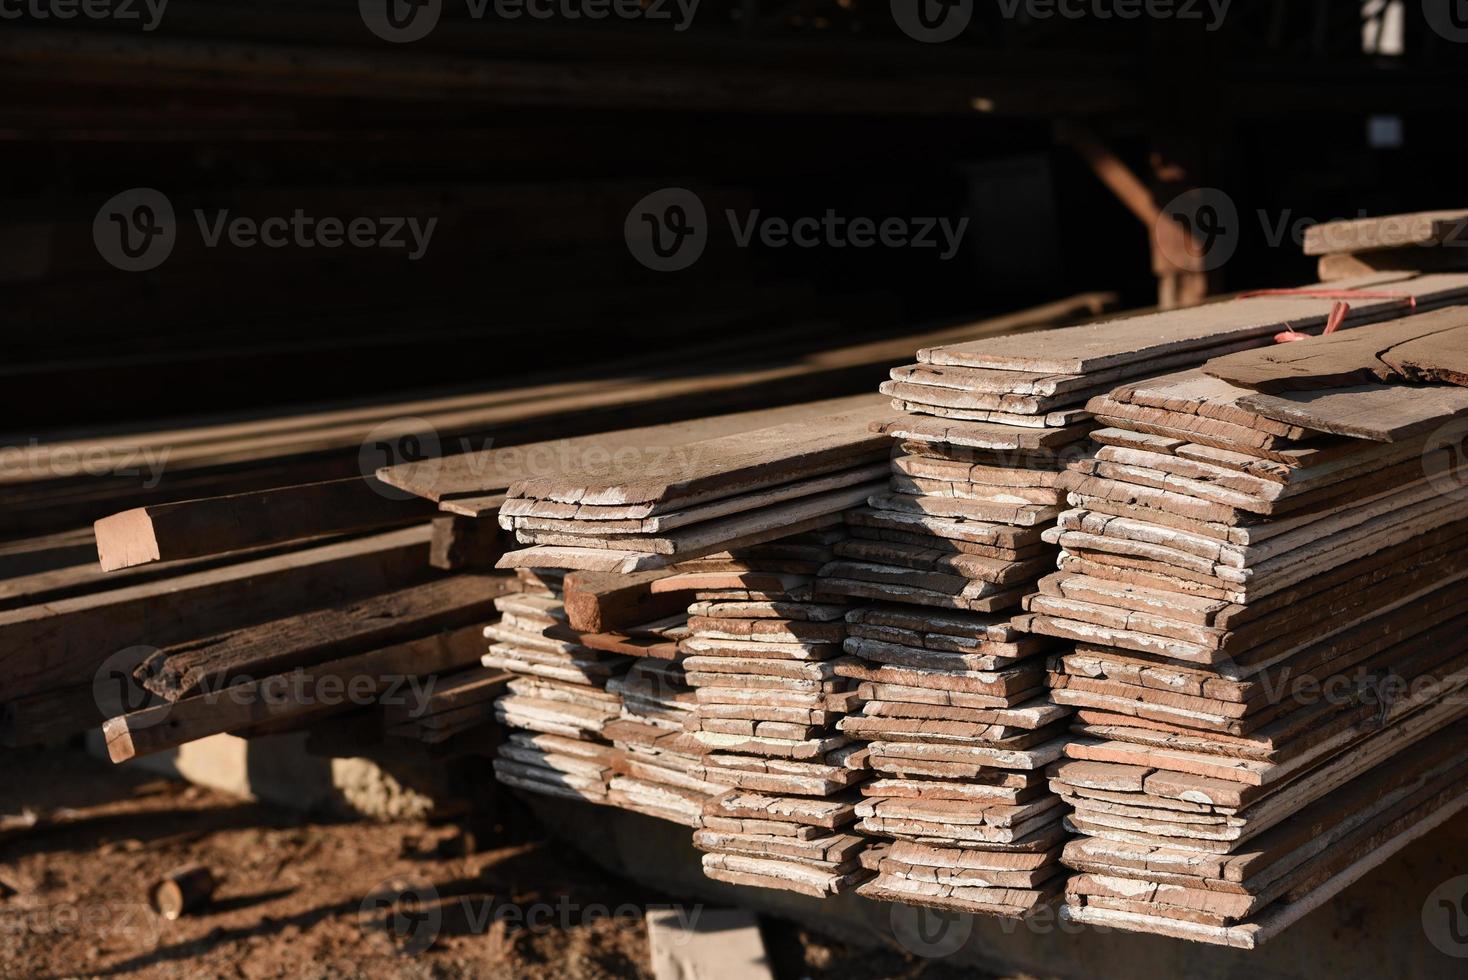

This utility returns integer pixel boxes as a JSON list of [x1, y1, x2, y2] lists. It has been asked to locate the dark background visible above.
[[3, 0, 1464, 428]]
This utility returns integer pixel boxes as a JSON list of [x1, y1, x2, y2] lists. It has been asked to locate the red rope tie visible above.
[[1236, 288, 1418, 345]]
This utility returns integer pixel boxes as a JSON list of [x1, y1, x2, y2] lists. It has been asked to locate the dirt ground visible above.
[[0, 744, 992, 979]]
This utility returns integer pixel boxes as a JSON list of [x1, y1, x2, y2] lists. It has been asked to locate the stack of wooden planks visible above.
[[1020, 351, 1468, 946], [487, 565, 735, 824], [492, 399, 897, 573], [487, 568, 628, 805], [837, 602, 1071, 917], [672, 533, 872, 897], [817, 270, 1468, 920]]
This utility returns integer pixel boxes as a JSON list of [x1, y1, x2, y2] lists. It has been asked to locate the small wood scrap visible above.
[[645, 907, 774, 980], [148, 865, 217, 920]]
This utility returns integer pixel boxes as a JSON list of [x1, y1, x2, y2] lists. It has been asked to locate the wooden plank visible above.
[[136, 573, 513, 700], [915, 272, 1468, 374], [1238, 383, 1468, 441], [1302, 209, 1468, 256], [506, 404, 896, 508], [381, 394, 884, 504], [102, 624, 489, 762], [562, 569, 689, 633], [93, 477, 435, 571], [0, 525, 433, 702], [1204, 307, 1468, 393]]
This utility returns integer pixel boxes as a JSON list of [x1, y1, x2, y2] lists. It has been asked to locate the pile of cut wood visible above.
[[672, 534, 871, 897], [493, 399, 896, 574], [394, 399, 882, 837], [812, 269, 1468, 921], [1022, 311, 1468, 945]]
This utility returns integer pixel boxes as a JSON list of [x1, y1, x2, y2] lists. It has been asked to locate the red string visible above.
[[1238, 288, 1417, 345]]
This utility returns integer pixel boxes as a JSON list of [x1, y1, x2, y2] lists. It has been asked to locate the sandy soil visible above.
[[0, 745, 988, 980]]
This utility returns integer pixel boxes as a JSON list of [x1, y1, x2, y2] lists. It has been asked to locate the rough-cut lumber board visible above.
[[0, 525, 434, 702], [135, 573, 512, 700], [507, 403, 896, 507], [1302, 210, 1468, 256], [916, 272, 1468, 374], [93, 477, 434, 571], [0, 527, 97, 579], [103, 624, 489, 761], [562, 569, 688, 632], [503, 463, 889, 532], [500, 510, 849, 573], [1204, 307, 1468, 392], [1238, 383, 1468, 441], [380, 397, 881, 503]]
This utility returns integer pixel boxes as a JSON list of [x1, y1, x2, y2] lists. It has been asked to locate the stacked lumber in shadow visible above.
[[1307, 209, 1468, 282], [75, 473, 519, 763], [669, 533, 872, 897], [1021, 348, 1468, 946], [818, 270, 1468, 920], [6, 293, 1106, 539]]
